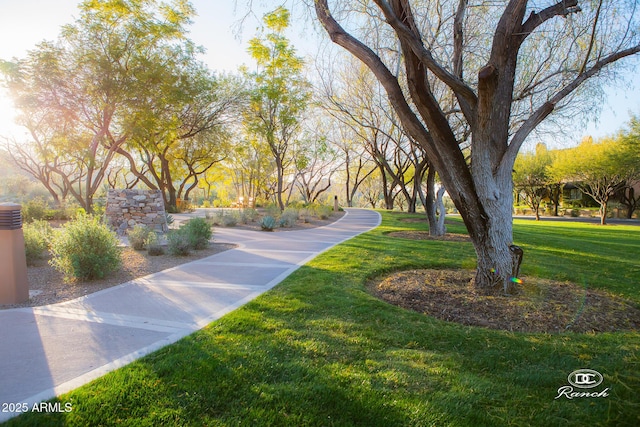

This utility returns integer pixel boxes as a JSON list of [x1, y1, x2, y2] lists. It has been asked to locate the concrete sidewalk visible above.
[[0, 208, 381, 423]]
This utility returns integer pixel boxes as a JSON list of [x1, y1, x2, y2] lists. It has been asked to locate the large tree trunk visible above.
[[425, 167, 445, 236], [435, 186, 446, 236], [600, 200, 608, 225], [276, 156, 285, 211], [468, 165, 522, 293]]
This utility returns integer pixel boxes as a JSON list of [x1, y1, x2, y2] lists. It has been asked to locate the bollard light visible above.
[[0, 203, 29, 304]]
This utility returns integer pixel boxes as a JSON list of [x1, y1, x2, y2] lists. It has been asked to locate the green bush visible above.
[[207, 210, 239, 227], [22, 197, 49, 223], [265, 203, 281, 218], [239, 208, 259, 224], [45, 205, 77, 221], [279, 208, 299, 228], [298, 208, 311, 223], [182, 217, 212, 249], [261, 215, 277, 231], [167, 229, 192, 256], [166, 217, 212, 255], [221, 212, 239, 227], [144, 231, 165, 256], [310, 203, 332, 220], [23, 220, 52, 265], [49, 214, 121, 282], [127, 225, 153, 251], [205, 210, 223, 226]]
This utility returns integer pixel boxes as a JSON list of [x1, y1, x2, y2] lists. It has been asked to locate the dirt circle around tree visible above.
[[369, 265, 640, 335]]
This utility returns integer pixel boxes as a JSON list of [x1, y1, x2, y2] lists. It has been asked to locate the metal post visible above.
[[0, 203, 29, 304]]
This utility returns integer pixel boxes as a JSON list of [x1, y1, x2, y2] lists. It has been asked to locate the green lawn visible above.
[[6, 212, 640, 426]]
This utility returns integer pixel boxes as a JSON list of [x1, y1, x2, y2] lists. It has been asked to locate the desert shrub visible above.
[[143, 231, 165, 256], [181, 217, 212, 249], [167, 229, 191, 256], [127, 225, 153, 250], [22, 197, 49, 223], [310, 203, 332, 220], [298, 208, 311, 223], [261, 215, 277, 231], [265, 203, 281, 218], [279, 208, 299, 228], [221, 212, 239, 227], [147, 244, 165, 256], [49, 214, 121, 281], [46, 204, 77, 221], [207, 210, 239, 227], [205, 210, 225, 226], [23, 220, 52, 265], [239, 208, 259, 224]]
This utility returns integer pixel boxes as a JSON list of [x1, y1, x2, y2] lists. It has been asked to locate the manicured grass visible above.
[[6, 211, 639, 426]]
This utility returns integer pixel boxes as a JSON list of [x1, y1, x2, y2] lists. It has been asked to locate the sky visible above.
[[1, 0, 639, 146]]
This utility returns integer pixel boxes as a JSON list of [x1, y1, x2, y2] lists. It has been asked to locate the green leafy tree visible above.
[[120, 63, 240, 212], [513, 143, 553, 220], [244, 7, 311, 211], [292, 127, 339, 204], [1, 0, 197, 213], [615, 115, 640, 218], [551, 136, 638, 225]]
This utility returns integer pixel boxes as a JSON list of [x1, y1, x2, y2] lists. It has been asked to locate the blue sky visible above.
[[1, 0, 638, 146]]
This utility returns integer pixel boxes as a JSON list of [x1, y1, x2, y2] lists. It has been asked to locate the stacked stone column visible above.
[[105, 189, 168, 234]]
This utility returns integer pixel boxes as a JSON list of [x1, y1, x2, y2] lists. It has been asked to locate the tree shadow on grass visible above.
[[6, 261, 639, 427]]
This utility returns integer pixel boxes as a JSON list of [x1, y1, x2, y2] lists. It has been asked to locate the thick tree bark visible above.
[[435, 186, 446, 235], [425, 167, 445, 236]]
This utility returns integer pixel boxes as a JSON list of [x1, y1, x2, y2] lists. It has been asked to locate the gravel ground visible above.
[[1, 212, 345, 310], [2, 244, 235, 309]]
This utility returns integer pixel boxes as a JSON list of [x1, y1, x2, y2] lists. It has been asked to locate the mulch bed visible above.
[[369, 269, 640, 334]]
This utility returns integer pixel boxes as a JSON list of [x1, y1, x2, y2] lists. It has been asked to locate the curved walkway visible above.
[[0, 208, 381, 422]]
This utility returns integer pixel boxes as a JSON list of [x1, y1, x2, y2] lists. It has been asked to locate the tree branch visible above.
[[519, 0, 580, 43], [503, 44, 640, 174], [372, 0, 478, 118]]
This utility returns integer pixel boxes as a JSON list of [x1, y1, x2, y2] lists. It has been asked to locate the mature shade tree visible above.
[[321, 55, 442, 231], [2, 134, 77, 207], [245, 7, 311, 211], [120, 64, 242, 212], [513, 143, 553, 220], [551, 136, 639, 225], [615, 115, 640, 219], [291, 124, 340, 204], [314, 0, 640, 292], [1, 0, 198, 213], [226, 134, 275, 206], [330, 124, 376, 208]]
